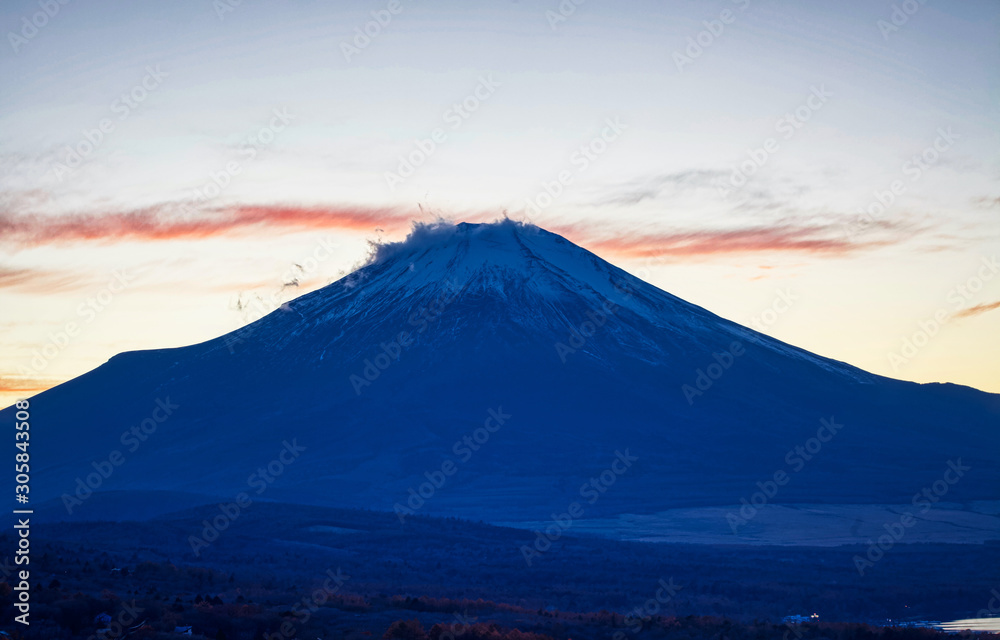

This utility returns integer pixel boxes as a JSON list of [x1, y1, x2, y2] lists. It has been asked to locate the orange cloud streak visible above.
[[953, 301, 1000, 319], [550, 223, 890, 259], [0, 204, 418, 247], [0, 266, 95, 294], [0, 378, 64, 409], [1, 202, 900, 262]]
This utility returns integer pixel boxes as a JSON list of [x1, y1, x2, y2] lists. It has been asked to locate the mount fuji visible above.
[[9, 220, 1000, 540]]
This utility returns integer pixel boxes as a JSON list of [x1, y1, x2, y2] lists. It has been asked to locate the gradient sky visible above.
[[1, 0, 999, 407]]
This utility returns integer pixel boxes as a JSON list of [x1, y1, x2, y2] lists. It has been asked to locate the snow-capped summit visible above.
[[236, 219, 866, 382], [352, 219, 686, 324], [301, 219, 650, 313], [360, 220, 631, 299]]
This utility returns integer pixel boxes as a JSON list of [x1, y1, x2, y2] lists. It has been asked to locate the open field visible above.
[[500, 502, 1000, 546]]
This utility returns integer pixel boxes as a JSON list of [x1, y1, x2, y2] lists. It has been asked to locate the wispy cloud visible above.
[[953, 301, 1000, 320], [593, 170, 727, 206], [972, 196, 1000, 209], [0, 266, 94, 293], [0, 377, 57, 398], [0, 204, 417, 248], [1, 198, 927, 264], [552, 220, 908, 259]]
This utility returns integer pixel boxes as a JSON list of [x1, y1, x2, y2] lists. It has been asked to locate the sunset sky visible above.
[[1, 0, 999, 407]]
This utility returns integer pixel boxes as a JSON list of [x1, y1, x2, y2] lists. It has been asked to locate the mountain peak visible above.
[[355, 218, 619, 298], [368, 219, 555, 267]]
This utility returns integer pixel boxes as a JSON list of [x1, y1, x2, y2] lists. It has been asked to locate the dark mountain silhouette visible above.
[[9, 220, 998, 531]]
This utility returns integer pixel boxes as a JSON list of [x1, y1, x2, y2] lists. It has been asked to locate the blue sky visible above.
[[1, 0, 999, 405]]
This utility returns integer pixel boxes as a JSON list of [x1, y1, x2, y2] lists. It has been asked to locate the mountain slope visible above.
[[7, 220, 999, 527]]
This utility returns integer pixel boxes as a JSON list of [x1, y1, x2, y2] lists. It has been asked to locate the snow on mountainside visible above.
[[5, 220, 999, 527], [207, 220, 872, 382]]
